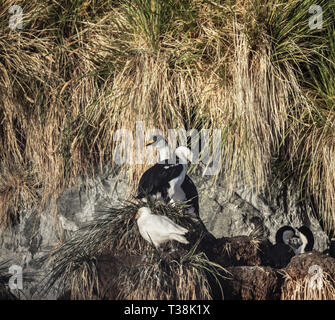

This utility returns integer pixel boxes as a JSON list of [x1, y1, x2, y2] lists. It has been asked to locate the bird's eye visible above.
[[153, 136, 157, 141]]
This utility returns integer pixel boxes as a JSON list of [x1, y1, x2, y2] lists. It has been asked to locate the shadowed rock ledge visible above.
[[0, 170, 331, 299]]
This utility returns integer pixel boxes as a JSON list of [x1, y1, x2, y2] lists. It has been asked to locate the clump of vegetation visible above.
[[281, 270, 335, 300], [41, 201, 218, 299], [118, 243, 226, 300], [50, 200, 201, 256]]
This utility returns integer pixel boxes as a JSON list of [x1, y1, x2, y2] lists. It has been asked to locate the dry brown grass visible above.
[[281, 269, 335, 300], [0, 0, 334, 236], [0, 159, 39, 225], [118, 246, 225, 300], [61, 256, 99, 300]]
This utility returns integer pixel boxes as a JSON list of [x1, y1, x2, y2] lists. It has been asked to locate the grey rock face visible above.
[[196, 174, 329, 253], [0, 169, 330, 299]]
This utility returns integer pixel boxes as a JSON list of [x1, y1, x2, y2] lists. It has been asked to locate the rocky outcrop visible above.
[[0, 169, 331, 299], [196, 174, 328, 252]]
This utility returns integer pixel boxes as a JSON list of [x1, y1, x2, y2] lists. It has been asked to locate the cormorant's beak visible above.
[[146, 140, 155, 147], [135, 210, 140, 219]]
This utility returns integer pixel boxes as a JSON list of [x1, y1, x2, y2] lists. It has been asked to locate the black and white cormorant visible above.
[[269, 225, 297, 268], [136, 135, 200, 216]]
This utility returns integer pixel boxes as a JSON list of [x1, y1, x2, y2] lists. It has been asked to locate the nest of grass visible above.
[[58, 199, 203, 255], [117, 241, 227, 300], [281, 270, 335, 300], [45, 253, 100, 300], [41, 200, 214, 299]]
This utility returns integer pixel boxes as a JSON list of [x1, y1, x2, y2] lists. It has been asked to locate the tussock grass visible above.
[[0, 0, 335, 236], [0, 159, 39, 225], [118, 241, 226, 300], [41, 201, 209, 298], [52, 253, 99, 300], [284, 3, 335, 233], [281, 270, 335, 300]]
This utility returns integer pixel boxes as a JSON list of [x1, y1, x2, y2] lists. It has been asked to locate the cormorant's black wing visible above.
[[137, 164, 184, 198]]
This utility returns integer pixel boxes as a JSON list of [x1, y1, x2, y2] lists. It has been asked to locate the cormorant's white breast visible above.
[[295, 226, 314, 254]]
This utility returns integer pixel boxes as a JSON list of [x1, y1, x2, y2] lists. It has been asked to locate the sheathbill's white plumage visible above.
[[135, 207, 189, 248]]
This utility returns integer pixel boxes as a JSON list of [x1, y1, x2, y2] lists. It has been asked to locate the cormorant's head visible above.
[[276, 226, 297, 245], [146, 135, 167, 147]]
